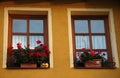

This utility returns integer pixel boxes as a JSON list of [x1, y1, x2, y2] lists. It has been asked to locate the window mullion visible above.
[[88, 18, 92, 49], [43, 18, 46, 44], [27, 19, 29, 48]]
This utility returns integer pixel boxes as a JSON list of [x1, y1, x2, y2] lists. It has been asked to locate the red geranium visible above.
[[36, 40, 41, 44], [35, 52, 41, 57], [80, 48, 104, 62], [29, 51, 34, 57], [41, 52, 46, 57], [17, 43, 22, 49], [82, 48, 86, 50], [8, 46, 13, 50], [7, 39, 50, 64], [91, 51, 95, 56]]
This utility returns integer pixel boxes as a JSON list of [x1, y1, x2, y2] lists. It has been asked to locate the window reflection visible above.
[[74, 20, 88, 33], [30, 20, 44, 33], [13, 19, 27, 33], [90, 20, 105, 33]]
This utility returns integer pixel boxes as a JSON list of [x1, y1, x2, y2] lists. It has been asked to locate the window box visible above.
[[20, 63, 37, 68], [85, 59, 102, 68], [75, 60, 116, 69]]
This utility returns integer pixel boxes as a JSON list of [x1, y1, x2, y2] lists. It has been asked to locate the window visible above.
[[71, 15, 114, 68], [7, 14, 49, 68], [8, 15, 48, 49]]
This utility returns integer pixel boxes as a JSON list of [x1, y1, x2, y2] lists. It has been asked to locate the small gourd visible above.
[[40, 63, 49, 68]]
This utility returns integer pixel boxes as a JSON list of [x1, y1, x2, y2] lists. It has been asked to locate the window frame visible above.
[[3, 7, 53, 68], [67, 8, 119, 68], [71, 15, 114, 68], [8, 14, 48, 48], [7, 14, 49, 68]]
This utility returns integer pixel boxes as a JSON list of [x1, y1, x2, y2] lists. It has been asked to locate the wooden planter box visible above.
[[85, 59, 102, 68], [20, 63, 37, 68]]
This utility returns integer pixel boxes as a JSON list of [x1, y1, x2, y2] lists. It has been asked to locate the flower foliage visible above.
[[79, 48, 105, 62], [7, 40, 50, 64]]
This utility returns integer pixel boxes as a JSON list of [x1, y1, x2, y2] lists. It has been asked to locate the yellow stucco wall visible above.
[[0, 1, 120, 78]]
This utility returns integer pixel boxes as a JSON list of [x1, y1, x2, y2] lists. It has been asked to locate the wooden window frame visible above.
[[7, 14, 49, 68], [71, 15, 114, 68], [8, 14, 48, 47]]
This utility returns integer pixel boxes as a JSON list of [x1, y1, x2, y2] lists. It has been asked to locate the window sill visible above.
[[7, 63, 50, 69], [75, 61, 116, 69], [6, 67, 50, 69], [74, 67, 116, 69]]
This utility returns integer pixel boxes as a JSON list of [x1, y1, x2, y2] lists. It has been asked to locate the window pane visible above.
[[74, 20, 88, 33], [30, 20, 44, 33], [75, 36, 90, 49], [29, 36, 44, 49], [13, 19, 27, 33], [90, 20, 105, 33], [12, 35, 27, 49], [92, 36, 106, 49]]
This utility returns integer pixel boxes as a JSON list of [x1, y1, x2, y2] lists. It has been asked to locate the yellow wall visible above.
[[0, 1, 120, 78]]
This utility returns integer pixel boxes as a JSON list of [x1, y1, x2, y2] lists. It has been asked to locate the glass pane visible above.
[[92, 36, 106, 49], [30, 20, 44, 33], [90, 20, 105, 33], [12, 35, 27, 49], [13, 19, 27, 33], [74, 20, 88, 33], [75, 36, 90, 49], [29, 36, 44, 49]]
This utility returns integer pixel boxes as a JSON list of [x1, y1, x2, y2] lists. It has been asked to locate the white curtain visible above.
[[29, 36, 44, 49], [12, 35, 27, 49], [75, 36, 90, 49], [92, 36, 106, 49]]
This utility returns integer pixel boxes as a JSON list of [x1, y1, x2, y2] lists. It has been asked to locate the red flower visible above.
[[8, 46, 13, 50], [7, 40, 51, 64], [88, 48, 92, 51], [46, 50, 50, 54], [98, 50, 102, 55], [91, 51, 95, 56], [17, 43, 21, 46], [41, 52, 46, 57], [17, 43, 22, 49], [36, 40, 41, 44], [34, 47, 38, 51], [35, 52, 41, 57], [40, 44, 43, 46], [29, 52, 34, 57], [41, 44, 47, 50], [82, 48, 86, 50]]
